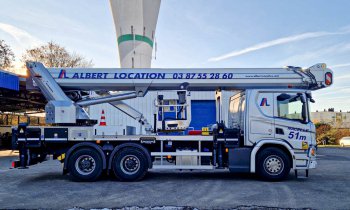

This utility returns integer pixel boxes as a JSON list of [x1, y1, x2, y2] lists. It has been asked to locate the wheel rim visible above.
[[120, 155, 140, 175], [263, 155, 284, 176], [75, 155, 96, 175]]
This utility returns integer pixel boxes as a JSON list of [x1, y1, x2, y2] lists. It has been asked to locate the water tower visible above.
[[109, 0, 161, 68]]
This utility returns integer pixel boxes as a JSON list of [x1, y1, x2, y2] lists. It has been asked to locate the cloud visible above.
[[274, 43, 350, 67], [335, 74, 350, 80], [208, 27, 350, 62], [184, 13, 228, 36], [0, 23, 44, 75], [331, 63, 350, 68], [329, 64, 350, 80], [0, 22, 43, 48]]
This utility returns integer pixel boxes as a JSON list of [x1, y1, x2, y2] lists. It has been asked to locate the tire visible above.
[[256, 147, 291, 181], [341, 143, 345, 147], [68, 148, 103, 182], [112, 147, 149, 182]]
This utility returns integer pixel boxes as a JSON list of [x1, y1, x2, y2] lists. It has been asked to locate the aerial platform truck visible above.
[[12, 62, 333, 181]]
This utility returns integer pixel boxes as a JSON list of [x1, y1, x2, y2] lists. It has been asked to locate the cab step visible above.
[[295, 169, 309, 178]]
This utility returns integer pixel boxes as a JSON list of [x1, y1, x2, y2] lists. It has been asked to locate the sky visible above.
[[0, 0, 350, 111]]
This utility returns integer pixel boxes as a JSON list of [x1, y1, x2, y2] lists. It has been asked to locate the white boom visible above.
[[26, 62, 333, 129], [36, 63, 332, 92]]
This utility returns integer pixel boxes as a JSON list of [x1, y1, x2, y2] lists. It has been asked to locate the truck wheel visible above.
[[68, 148, 103, 182], [256, 147, 291, 181], [112, 147, 148, 182]]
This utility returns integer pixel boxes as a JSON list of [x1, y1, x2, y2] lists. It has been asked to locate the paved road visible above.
[[0, 148, 349, 209], [0, 150, 17, 171]]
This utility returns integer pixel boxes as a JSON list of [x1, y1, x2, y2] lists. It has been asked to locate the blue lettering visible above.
[[158, 73, 165, 79], [149, 73, 157, 79], [128, 73, 134, 79], [119, 73, 127, 79]]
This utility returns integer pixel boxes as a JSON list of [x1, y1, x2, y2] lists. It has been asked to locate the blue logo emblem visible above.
[[58, 69, 68, 79], [260, 98, 270, 106]]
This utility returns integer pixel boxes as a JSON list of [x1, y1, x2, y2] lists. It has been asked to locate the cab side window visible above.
[[277, 93, 304, 121]]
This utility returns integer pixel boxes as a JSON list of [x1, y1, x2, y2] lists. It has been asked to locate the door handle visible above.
[[276, 128, 284, 135]]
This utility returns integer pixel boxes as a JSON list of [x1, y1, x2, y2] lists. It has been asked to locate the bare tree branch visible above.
[[0, 40, 15, 69], [22, 41, 94, 68]]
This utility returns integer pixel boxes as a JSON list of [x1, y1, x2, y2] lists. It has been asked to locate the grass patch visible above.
[[318, 145, 344, 148]]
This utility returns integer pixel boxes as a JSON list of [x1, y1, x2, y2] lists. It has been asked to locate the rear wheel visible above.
[[256, 147, 291, 181], [341, 143, 345, 147], [112, 147, 148, 182], [68, 148, 103, 182]]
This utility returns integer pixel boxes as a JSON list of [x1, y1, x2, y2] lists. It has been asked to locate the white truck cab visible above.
[[228, 89, 317, 178]]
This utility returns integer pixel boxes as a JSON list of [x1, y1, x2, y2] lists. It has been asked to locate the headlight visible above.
[[310, 148, 316, 156]]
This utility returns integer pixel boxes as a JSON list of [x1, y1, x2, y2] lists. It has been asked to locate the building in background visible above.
[[311, 108, 350, 128], [0, 69, 45, 148], [90, 92, 232, 135]]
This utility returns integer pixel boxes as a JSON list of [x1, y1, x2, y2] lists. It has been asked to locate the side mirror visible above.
[[277, 93, 291, 101], [297, 93, 306, 103], [299, 94, 308, 124], [306, 92, 315, 103]]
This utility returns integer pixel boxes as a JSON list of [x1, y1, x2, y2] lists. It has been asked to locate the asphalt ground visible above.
[[0, 148, 349, 209]]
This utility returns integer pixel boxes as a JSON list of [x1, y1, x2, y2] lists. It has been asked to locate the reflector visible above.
[[325, 72, 332, 86]]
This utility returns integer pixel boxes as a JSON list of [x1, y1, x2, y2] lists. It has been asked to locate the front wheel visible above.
[[112, 147, 149, 182], [256, 147, 291, 181], [68, 148, 103, 182]]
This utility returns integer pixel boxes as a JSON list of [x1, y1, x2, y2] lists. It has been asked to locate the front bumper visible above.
[[308, 146, 317, 168], [294, 146, 317, 170], [308, 158, 317, 169]]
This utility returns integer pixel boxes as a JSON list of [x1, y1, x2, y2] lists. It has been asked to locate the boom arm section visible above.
[[26, 62, 90, 124], [44, 63, 333, 91], [85, 91, 153, 132]]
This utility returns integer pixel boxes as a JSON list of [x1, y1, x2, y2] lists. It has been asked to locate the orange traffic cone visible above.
[[99, 109, 107, 126]]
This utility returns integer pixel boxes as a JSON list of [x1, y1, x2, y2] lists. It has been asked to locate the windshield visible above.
[[277, 94, 305, 122]]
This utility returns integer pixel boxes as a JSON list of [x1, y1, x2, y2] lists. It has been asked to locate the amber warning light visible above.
[[325, 72, 333, 86]]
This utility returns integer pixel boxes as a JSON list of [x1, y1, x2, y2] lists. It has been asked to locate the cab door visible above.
[[273, 92, 312, 150], [247, 90, 275, 145]]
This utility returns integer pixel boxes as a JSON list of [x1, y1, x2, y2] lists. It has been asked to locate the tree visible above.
[[22, 41, 93, 68], [317, 128, 337, 145], [316, 123, 332, 145], [0, 40, 15, 69], [316, 123, 350, 145]]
